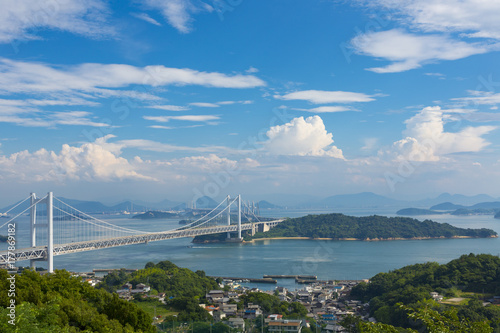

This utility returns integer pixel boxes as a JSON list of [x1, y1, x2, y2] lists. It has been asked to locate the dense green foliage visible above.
[[98, 260, 218, 298], [0, 269, 155, 332], [247, 213, 497, 240], [357, 301, 493, 332], [350, 254, 500, 330], [98, 260, 219, 322]]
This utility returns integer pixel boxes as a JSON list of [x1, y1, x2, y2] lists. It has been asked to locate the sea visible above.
[[2, 208, 499, 291]]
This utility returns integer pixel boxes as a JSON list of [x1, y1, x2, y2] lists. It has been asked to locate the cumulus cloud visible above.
[[351, 29, 490, 73], [0, 135, 153, 182], [275, 90, 375, 104], [0, 0, 114, 43], [392, 106, 497, 161], [264, 116, 345, 159]]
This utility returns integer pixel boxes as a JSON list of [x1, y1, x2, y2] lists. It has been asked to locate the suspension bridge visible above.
[[0, 192, 283, 273]]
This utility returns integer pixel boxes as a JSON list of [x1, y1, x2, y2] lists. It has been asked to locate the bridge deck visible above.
[[0, 220, 283, 263]]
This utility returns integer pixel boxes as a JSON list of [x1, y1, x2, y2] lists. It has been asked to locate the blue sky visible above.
[[1, 0, 500, 206]]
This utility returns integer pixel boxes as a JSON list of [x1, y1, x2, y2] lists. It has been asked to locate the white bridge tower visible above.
[[225, 194, 242, 241], [29, 192, 54, 273]]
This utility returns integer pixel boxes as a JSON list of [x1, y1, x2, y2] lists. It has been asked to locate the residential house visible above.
[[244, 303, 262, 319], [268, 320, 302, 333], [227, 318, 245, 331], [323, 324, 345, 333], [207, 290, 225, 303], [221, 303, 238, 316]]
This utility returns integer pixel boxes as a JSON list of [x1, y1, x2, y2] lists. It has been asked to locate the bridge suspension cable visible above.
[[0, 195, 47, 229], [242, 201, 261, 223], [53, 197, 151, 235], [0, 195, 31, 216], [177, 197, 238, 231]]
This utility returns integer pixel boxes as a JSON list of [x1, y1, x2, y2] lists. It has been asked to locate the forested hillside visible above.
[[0, 269, 154, 332], [351, 254, 500, 331]]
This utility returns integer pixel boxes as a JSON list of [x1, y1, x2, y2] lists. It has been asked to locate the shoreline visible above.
[[243, 235, 498, 243]]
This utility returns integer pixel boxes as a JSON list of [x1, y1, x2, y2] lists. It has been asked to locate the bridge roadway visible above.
[[0, 220, 283, 264]]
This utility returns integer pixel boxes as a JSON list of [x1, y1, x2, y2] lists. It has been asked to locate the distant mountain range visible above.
[[2, 192, 499, 215], [2, 197, 156, 215]]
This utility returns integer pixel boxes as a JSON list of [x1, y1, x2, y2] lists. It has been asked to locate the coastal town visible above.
[[75, 270, 370, 333]]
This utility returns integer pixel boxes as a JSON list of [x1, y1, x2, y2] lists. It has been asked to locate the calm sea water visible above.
[[2, 208, 499, 290]]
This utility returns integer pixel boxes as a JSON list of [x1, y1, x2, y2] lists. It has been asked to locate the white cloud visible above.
[[0, 58, 265, 98], [293, 106, 354, 113], [246, 67, 259, 73], [142, 0, 210, 33], [0, 109, 112, 128], [131, 12, 162, 26], [189, 102, 220, 108], [0, 0, 114, 43], [144, 115, 220, 123], [147, 105, 190, 111], [351, 29, 490, 73], [264, 116, 345, 159], [361, 138, 379, 151], [115, 138, 235, 154], [217, 100, 254, 105], [149, 124, 203, 130], [188, 100, 253, 108], [452, 91, 500, 106], [391, 106, 497, 161], [275, 90, 375, 104], [371, 0, 500, 39], [0, 135, 152, 182]]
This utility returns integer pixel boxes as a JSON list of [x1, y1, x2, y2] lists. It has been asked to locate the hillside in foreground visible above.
[[245, 213, 497, 241], [350, 253, 500, 331]]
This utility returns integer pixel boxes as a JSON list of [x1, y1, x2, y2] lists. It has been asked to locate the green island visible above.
[[133, 211, 179, 219], [348, 253, 500, 332], [396, 208, 443, 215], [193, 213, 497, 243], [249, 213, 496, 241]]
